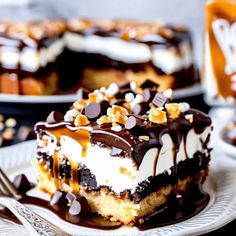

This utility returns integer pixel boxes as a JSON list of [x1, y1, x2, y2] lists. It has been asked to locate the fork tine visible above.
[[0, 168, 19, 198], [0, 177, 11, 196]]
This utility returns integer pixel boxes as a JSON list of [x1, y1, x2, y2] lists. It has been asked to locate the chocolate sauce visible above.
[[0, 182, 209, 231], [136, 183, 209, 230]]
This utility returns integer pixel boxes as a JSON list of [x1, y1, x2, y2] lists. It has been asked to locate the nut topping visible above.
[[74, 114, 90, 126], [148, 108, 167, 124], [165, 103, 180, 119], [97, 115, 112, 125], [138, 135, 150, 141], [107, 105, 128, 125]]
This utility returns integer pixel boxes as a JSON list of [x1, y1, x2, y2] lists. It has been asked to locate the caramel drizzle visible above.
[[48, 127, 89, 195], [53, 150, 61, 190], [69, 160, 80, 194], [205, 0, 236, 98]]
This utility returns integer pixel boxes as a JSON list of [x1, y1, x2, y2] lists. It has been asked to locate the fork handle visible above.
[[0, 197, 70, 236]]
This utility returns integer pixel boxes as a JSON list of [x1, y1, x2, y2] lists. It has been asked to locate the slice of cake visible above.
[[33, 82, 212, 225], [66, 19, 198, 91], [0, 19, 197, 95], [0, 21, 66, 95]]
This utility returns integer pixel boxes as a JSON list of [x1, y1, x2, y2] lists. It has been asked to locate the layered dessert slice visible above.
[[33, 82, 212, 225], [66, 19, 198, 91], [0, 19, 197, 95], [0, 21, 66, 95]]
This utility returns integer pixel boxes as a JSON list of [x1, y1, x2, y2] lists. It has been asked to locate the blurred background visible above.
[[0, 0, 209, 146], [0, 0, 205, 67]]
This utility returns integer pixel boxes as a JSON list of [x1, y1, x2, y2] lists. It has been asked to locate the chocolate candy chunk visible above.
[[66, 192, 76, 203], [100, 100, 110, 111], [143, 88, 156, 102], [140, 79, 159, 89], [121, 88, 135, 96], [114, 91, 123, 99], [85, 102, 101, 119], [50, 190, 67, 205], [77, 88, 90, 99], [114, 89, 135, 99], [152, 93, 169, 108], [133, 102, 149, 115], [13, 174, 32, 194], [111, 147, 123, 156], [69, 199, 81, 215], [69, 197, 91, 216], [125, 116, 144, 130], [46, 111, 64, 124]]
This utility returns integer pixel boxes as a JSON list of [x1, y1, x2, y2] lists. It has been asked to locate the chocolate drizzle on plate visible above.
[[136, 182, 209, 230], [0, 181, 209, 231]]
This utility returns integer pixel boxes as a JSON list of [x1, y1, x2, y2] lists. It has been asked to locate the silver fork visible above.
[[0, 168, 71, 236]]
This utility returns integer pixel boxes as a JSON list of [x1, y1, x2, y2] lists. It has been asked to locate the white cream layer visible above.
[[37, 126, 211, 194], [65, 32, 193, 74], [0, 38, 65, 72], [0, 33, 192, 74]]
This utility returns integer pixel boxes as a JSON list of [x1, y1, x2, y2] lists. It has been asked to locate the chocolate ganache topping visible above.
[[35, 82, 211, 167]]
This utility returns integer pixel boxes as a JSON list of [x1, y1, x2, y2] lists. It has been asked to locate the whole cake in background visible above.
[[0, 19, 198, 95], [33, 81, 212, 225], [204, 0, 236, 103]]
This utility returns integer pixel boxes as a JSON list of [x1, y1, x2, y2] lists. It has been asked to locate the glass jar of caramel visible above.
[[204, 0, 236, 105]]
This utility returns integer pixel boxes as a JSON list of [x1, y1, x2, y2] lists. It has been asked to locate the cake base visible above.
[[32, 159, 208, 225], [0, 71, 58, 95]]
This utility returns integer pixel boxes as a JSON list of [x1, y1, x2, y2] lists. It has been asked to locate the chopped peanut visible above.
[[74, 114, 90, 126], [88, 93, 98, 103], [165, 103, 180, 119], [73, 99, 87, 111], [107, 105, 128, 125], [107, 105, 128, 117], [139, 135, 150, 141], [149, 108, 167, 124], [97, 115, 112, 125]]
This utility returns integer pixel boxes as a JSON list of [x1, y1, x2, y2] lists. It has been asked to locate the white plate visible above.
[[1, 137, 236, 236], [0, 83, 202, 104], [209, 107, 236, 158]]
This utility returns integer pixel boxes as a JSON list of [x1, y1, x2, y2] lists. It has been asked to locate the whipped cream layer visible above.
[[0, 38, 65, 72], [65, 32, 193, 74], [0, 33, 192, 74], [37, 125, 211, 194]]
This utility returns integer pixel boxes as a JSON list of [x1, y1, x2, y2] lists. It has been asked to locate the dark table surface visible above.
[[0, 93, 235, 235]]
